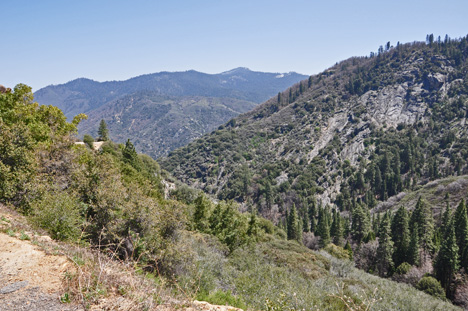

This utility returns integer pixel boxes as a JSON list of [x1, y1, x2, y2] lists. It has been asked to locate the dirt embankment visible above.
[[0, 209, 82, 311]]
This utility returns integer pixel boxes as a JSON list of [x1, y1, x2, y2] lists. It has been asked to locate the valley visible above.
[[1, 34, 468, 310]]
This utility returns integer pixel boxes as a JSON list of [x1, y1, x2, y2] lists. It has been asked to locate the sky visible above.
[[2, 0, 468, 91]]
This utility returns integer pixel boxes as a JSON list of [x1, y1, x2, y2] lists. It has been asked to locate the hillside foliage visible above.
[[1, 80, 462, 309]]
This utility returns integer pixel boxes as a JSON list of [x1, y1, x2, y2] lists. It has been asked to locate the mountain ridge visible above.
[[35, 68, 308, 120], [160, 37, 468, 215]]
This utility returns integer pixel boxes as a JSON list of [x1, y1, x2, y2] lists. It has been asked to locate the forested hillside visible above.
[[78, 92, 258, 158], [1, 81, 461, 309], [161, 35, 468, 306], [35, 68, 307, 158]]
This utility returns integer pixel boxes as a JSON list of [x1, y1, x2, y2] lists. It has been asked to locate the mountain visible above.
[[78, 92, 258, 158], [160, 36, 468, 218], [159, 36, 468, 305], [3, 80, 461, 311], [34, 68, 308, 120], [35, 68, 307, 158]]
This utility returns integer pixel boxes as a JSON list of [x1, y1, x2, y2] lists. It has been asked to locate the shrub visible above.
[[395, 262, 412, 275], [324, 243, 351, 260], [83, 134, 94, 149], [31, 191, 83, 241], [416, 276, 445, 300]]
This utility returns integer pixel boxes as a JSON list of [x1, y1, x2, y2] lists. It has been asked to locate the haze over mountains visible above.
[[35, 68, 307, 158]]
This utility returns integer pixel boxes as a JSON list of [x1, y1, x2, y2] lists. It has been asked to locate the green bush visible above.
[[324, 243, 351, 260], [395, 262, 412, 275], [416, 276, 445, 300], [83, 134, 94, 149], [31, 191, 84, 241]]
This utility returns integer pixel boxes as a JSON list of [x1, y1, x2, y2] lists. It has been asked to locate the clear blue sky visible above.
[[2, 0, 468, 91]]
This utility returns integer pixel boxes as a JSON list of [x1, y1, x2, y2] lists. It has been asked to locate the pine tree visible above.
[[98, 119, 109, 141], [391, 206, 410, 267], [122, 139, 141, 171], [308, 199, 317, 233], [434, 216, 459, 296], [408, 224, 420, 266], [454, 199, 468, 270], [302, 212, 310, 233], [308, 76, 312, 88], [317, 207, 331, 247], [330, 211, 343, 246], [410, 197, 434, 253], [351, 204, 370, 244], [377, 216, 394, 277], [287, 205, 301, 242]]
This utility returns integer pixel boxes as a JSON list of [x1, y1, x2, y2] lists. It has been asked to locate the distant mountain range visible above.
[[35, 68, 307, 158]]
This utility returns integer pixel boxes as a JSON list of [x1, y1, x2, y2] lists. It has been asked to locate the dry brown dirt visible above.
[[0, 209, 82, 310]]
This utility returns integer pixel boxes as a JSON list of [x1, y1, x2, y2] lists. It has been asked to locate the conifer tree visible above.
[[408, 224, 420, 266], [308, 198, 317, 233], [410, 197, 434, 253], [287, 205, 301, 242], [454, 199, 468, 270], [351, 204, 370, 244], [434, 216, 459, 296], [377, 216, 394, 277], [98, 119, 109, 141], [330, 211, 343, 246], [317, 207, 331, 247], [302, 212, 310, 233], [122, 139, 141, 171], [392, 206, 410, 267]]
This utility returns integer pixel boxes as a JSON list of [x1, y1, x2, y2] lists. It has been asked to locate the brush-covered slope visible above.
[[2, 83, 460, 310], [161, 36, 468, 219], [34, 68, 307, 120]]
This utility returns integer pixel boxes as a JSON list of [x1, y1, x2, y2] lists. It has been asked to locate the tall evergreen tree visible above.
[[377, 216, 394, 277], [122, 139, 141, 171], [287, 205, 301, 242], [98, 119, 109, 141], [454, 199, 468, 270], [330, 211, 343, 246], [317, 207, 331, 247], [434, 216, 459, 297], [408, 224, 420, 266], [392, 206, 410, 267], [308, 198, 317, 233], [351, 204, 370, 244], [410, 197, 434, 254]]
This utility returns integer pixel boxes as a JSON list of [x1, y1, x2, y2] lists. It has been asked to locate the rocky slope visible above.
[[160, 37, 468, 219]]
